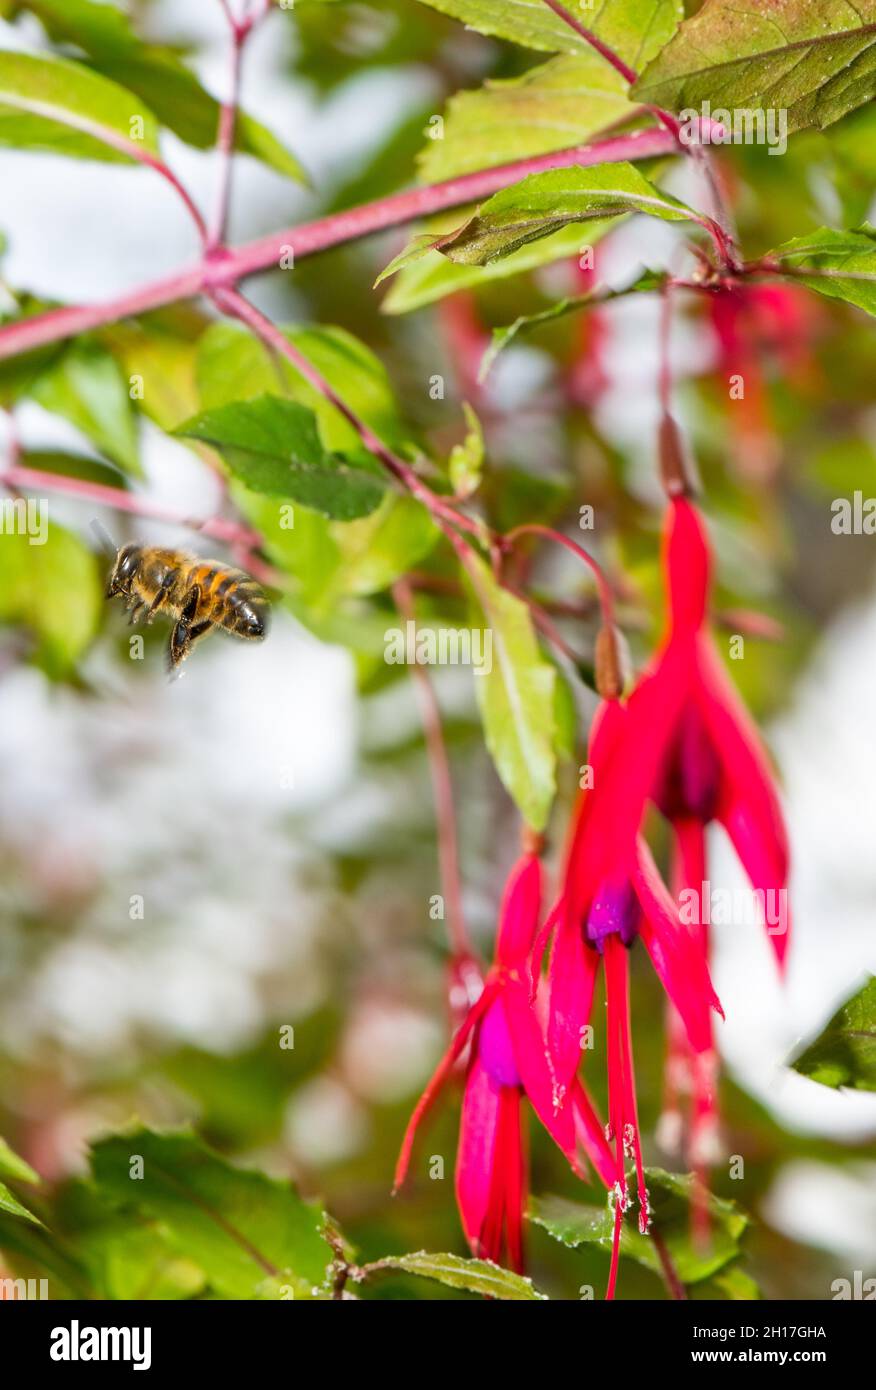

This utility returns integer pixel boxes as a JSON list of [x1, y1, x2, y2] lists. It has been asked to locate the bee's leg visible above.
[[146, 570, 179, 625], [128, 601, 146, 626], [167, 586, 202, 671], [167, 621, 213, 673]]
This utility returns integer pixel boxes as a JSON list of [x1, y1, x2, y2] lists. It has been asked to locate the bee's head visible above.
[[107, 543, 142, 598]]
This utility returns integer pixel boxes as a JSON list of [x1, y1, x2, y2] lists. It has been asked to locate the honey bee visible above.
[[105, 543, 269, 669]]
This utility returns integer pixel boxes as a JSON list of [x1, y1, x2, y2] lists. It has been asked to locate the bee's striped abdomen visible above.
[[192, 564, 268, 641]]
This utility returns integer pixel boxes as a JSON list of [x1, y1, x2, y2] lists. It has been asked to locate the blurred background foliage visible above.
[[0, 0, 873, 1299]]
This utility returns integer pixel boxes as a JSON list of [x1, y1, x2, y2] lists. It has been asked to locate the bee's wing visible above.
[[90, 519, 118, 557]]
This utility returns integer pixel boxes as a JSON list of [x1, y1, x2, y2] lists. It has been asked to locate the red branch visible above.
[[0, 460, 261, 548], [0, 126, 678, 364]]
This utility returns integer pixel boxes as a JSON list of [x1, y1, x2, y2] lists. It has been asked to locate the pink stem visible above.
[[141, 153, 208, 246], [0, 126, 678, 365], [0, 460, 261, 548], [539, 0, 741, 271], [540, 0, 680, 138], [393, 577, 471, 958], [501, 523, 616, 626], [210, 284, 482, 537], [541, 0, 639, 85], [208, 0, 265, 249]]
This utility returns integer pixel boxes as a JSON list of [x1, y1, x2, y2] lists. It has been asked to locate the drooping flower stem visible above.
[[393, 577, 471, 960], [501, 524, 616, 627]]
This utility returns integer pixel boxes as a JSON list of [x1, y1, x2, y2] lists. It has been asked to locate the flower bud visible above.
[[594, 623, 629, 701], [659, 413, 699, 498]]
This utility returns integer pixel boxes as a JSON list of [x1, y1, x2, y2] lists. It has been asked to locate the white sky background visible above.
[[0, 0, 873, 1267]]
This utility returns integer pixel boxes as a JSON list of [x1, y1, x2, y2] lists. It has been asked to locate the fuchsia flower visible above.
[[395, 851, 614, 1270], [616, 491, 791, 1214], [544, 692, 724, 1297], [626, 495, 791, 964]]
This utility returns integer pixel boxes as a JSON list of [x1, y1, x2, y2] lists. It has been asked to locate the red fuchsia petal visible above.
[[672, 816, 708, 948], [455, 1054, 504, 1258], [479, 995, 521, 1088], [558, 699, 629, 933], [499, 1084, 527, 1273], [529, 897, 561, 1001], [664, 496, 711, 636], [570, 1079, 616, 1190], [605, 935, 649, 1235], [659, 820, 712, 1156], [692, 635, 791, 969], [602, 936, 630, 1299], [601, 646, 690, 860], [503, 981, 577, 1162], [495, 851, 542, 968], [633, 836, 724, 1055], [546, 921, 599, 1108], [606, 1190, 624, 1302], [393, 982, 496, 1193]]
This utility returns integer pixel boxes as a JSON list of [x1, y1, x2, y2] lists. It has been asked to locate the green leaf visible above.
[[824, 106, 876, 225], [768, 224, 876, 317], [531, 1168, 748, 1285], [467, 554, 556, 830], [412, 0, 682, 68], [448, 403, 484, 499], [382, 220, 616, 314], [790, 976, 876, 1091], [90, 1129, 334, 1300], [634, 0, 876, 133], [709, 1264, 762, 1300], [329, 496, 439, 596], [373, 1250, 547, 1299], [0, 49, 160, 163], [0, 1209, 92, 1294], [175, 395, 388, 521], [0, 1135, 39, 1187], [51, 1182, 206, 1301], [394, 164, 696, 270], [552, 662, 578, 762], [103, 312, 203, 432], [0, 520, 101, 675], [5, 0, 306, 180], [29, 339, 141, 474], [196, 322, 407, 456], [479, 267, 664, 378], [0, 1181, 41, 1225], [21, 448, 130, 492], [418, 54, 632, 182], [236, 488, 436, 613]]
